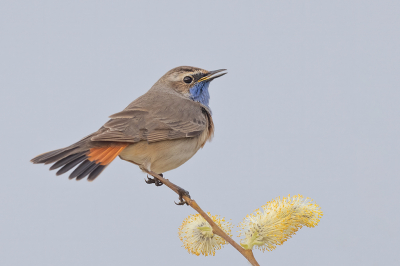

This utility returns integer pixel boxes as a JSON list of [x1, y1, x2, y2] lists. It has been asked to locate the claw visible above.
[[155, 178, 163, 186], [144, 174, 163, 186], [174, 187, 191, 206], [145, 175, 155, 184]]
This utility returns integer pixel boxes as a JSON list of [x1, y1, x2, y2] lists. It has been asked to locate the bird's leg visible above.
[[145, 170, 191, 206], [145, 173, 164, 186], [174, 186, 191, 206]]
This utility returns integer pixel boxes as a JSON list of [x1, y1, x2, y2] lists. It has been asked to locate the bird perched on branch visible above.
[[31, 66, 226, 203]]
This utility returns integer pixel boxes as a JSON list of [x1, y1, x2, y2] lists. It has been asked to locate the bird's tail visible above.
[[31, 138, 128, 181]]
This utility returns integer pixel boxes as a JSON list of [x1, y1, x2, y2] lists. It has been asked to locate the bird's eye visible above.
[[183, 76, 193, 84]]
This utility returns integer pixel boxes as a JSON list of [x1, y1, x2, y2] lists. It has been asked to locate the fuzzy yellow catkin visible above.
[[238, 194, 323, 252], [178, 212, 233, 256]]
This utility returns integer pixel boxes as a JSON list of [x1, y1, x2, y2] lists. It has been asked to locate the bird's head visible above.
[[157, 66, 227, 108]]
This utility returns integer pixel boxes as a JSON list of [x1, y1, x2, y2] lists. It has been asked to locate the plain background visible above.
[[1, 1, 399, 265]]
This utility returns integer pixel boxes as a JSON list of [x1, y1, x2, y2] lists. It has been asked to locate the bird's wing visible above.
[[91, 93, 211, 143]]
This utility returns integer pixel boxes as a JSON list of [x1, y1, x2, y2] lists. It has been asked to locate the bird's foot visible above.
[[174, 186, 191, 206], [145, 174, 163, 186]]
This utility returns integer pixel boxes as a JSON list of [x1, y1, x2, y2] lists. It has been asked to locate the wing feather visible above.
[[91, 93, 210, 144]]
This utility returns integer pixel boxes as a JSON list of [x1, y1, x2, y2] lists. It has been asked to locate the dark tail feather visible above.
[[49, 152, 87, 170], [69, 160, 95, 179], [43, 149, 77, 165], [32, 149, 107, 181], [56, 154, 87, 176], [32, 139, 126, 181], [76, 163, 100, 180], [88, 165, 107, 181], [31, 147, 76, 164]]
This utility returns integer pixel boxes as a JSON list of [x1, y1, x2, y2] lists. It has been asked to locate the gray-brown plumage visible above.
[[31, 66, 226, 182]]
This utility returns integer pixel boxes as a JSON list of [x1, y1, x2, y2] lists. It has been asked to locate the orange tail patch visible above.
[[87, 144, 129, 165]]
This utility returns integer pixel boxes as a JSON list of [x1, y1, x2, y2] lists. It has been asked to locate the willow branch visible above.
[[147, 171, 260, 266]]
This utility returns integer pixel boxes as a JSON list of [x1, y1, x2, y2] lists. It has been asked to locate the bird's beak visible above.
[[197, 69, 227, 82]]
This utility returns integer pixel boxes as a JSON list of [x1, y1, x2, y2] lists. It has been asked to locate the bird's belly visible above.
[[119, 137, 203, 174]]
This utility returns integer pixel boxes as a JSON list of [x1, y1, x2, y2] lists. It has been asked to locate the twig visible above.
[[147, 171, 260, 266]]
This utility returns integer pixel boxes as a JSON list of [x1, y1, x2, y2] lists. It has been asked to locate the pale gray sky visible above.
[[1, 1, 399, 265]]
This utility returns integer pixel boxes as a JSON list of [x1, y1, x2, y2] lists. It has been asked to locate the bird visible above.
[[31, 66, 226, 203]]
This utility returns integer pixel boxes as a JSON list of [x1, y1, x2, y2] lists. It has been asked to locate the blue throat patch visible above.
[[189, 81, 211, 108]]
